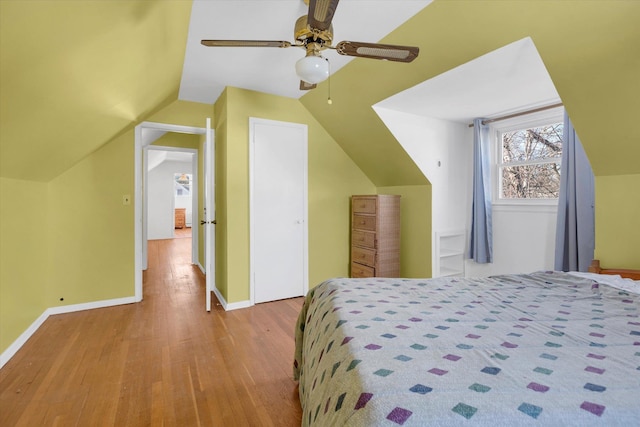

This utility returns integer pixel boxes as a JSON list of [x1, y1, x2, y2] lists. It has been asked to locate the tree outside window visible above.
[[499, 122, 563, 199]]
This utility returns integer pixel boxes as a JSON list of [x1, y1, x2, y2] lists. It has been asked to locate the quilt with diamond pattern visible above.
[[293, 271, 640, 426]]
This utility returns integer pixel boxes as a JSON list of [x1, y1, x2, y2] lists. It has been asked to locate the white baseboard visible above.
[[198, 264, 251, 311], [225, 300, 252, 310], [212, 286, 251, 311], [196, 262, 205, 275], [0, 311, 49, 369], [0, 296, 136, 369], [47, 296, 136, 316]]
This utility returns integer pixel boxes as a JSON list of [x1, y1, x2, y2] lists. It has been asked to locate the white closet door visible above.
[[250, 118, 308, 304]]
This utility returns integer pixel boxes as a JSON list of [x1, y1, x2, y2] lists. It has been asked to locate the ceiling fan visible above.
[[201, 0, 419, 90]]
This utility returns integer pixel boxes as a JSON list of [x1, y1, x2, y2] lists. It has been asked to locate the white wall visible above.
[[465, 110, 562, 276], [375, 106, 558, 278], [147, 159, 193, 240], [374, 107, 471, 270], [465, 206, 557, 277]]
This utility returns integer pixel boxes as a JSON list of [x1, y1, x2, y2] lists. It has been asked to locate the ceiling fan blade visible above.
[[335, 41, 419, 63], [308, 0, 340, 31], [300, 80, 317, 90], [201, 40, 292, 48]]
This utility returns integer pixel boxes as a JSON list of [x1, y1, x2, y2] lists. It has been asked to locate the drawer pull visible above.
[[360, 220, 365, 225]]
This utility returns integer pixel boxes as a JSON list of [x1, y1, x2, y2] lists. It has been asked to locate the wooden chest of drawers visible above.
[[350, 195, 400, 278], [175, 208, 186, 229]]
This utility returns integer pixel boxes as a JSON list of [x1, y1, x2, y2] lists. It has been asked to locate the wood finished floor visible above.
[[0, 235, 304, 426]]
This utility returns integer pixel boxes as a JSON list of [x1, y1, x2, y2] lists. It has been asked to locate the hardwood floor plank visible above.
[[0, 237, 303, 426]]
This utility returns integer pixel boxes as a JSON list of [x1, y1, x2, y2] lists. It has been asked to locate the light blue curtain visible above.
[[554, 111, 595, 272], [469, 118, 493, 263]]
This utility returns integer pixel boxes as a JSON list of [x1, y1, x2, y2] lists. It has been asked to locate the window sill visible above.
[[492, 200, 558, 214]]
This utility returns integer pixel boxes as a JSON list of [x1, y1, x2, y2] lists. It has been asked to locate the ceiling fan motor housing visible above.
[[294, 15, 333, 47]]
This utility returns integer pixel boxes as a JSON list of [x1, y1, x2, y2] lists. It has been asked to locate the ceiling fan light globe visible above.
[[295, 55, 329, 84]]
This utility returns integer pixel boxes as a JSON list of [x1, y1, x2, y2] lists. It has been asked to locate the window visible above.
[[493, 109, 563, 202], [174, 173, 192, 196]]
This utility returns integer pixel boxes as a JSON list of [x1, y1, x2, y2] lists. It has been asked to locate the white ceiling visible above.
[[374, 37, 561, 123], [147, 149, 194, 171], [178, 0, 432, 104], [178, 5, 561, 134]]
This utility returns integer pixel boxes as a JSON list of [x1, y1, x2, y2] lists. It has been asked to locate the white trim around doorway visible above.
[[134, 121, 206, 302]]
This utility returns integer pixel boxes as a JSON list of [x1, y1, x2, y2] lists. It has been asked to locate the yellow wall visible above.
[[2, 0, 637, 358], [0, 178, 49, 351], [594, 174, 640, 270], [297, 1, 640, 269], [377, 185, 432, 278], [218, 87, 376, 303], [152, 132, 200, 150], [47, 130, 135, 306], [0, 100, 212, 355], [44, 100, 212, 308]]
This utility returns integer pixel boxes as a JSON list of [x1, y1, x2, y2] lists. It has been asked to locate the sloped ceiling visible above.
[[375, 37, 560, 124], [1, 1, 639, 184], [0, 0, 429, 183], [0, 0, 193, 182], [300, 0, 640, 182]]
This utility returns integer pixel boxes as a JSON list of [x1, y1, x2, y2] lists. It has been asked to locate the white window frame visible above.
[[174, 172, 192, 197], [491, 106, 564, 207]]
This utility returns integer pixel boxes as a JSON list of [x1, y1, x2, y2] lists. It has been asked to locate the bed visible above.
[[294, 261, 640, 426]]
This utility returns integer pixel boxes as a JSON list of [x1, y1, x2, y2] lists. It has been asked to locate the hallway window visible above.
[[175, 173, 192, 196]]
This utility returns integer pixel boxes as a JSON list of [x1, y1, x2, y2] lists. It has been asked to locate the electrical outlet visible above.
[[123, 195, 131, 205]]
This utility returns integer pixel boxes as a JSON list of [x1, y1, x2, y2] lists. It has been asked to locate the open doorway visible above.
[[134, 122, 208, 303], [146, 146, 196, 244]]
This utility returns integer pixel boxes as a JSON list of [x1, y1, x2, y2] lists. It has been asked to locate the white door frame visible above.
[[204, 118, 215, 312], [248, 117, 309, 305], [134, 121, 206, 302]]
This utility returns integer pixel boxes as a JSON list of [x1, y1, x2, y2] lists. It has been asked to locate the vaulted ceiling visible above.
[[1, 0, 639, 183]]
